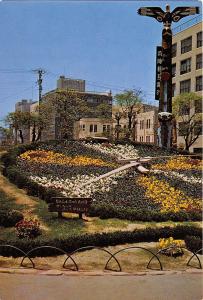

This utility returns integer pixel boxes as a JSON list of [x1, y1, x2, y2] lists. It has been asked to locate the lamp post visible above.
[[115, 112, 122, 140], [137, 5, 199, 149]]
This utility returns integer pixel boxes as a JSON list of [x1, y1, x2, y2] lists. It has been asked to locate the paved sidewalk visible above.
[[0, 272, 202, 300]]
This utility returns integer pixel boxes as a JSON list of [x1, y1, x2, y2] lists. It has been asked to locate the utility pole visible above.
[[115, 112, 122, 140], [138, 5, 199, 149], [33, 68, 46, 106], [33, 68, 46, 141]]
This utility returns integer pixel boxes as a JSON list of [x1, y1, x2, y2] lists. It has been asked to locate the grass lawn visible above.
[[0, 193, 201, 241]]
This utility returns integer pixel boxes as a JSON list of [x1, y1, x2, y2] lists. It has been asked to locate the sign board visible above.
[[48, 197, 92, 218], [155, 46, 163, 100]]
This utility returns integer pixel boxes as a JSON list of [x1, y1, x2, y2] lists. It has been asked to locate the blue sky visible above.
[[0, 0, 201, 124]]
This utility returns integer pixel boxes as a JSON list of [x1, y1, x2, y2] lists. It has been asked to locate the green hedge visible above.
[[0, 190, 24, 227], [0, 209, 23, 227], [185, 236, 202, 254], [0, 225, 201, 257], [88, 205, 202, 222]]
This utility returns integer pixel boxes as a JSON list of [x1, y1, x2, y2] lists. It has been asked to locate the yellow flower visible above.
[[152, 156, 202, 171], [19, 150, 115, 167], [137, 175, 202, 213]]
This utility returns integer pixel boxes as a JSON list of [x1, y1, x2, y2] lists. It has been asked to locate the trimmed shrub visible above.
[[185, 236, 202, 254], [0, 225, 201, 257], [0, 209, 23, 227], [88, 205, 202, 222]]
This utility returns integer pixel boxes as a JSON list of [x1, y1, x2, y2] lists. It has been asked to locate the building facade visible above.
[[172, 20, 202, 152], [75, 118, 113, 140], [15, 99, 37, 143], [112, 104, 158, 143], [41, 86, 113, 141]]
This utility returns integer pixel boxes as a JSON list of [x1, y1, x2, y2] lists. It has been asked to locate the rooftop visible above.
[[172, 14, 202, 36]]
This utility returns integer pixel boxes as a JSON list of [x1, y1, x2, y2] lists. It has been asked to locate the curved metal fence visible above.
[[0, 244, 202, 271]]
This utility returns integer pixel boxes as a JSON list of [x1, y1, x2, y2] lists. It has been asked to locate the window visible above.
[[90, 124, 97, 132], [180, 58, 191, 74], [172, 63, 176, 77], [193, 148, 203, 154], [172, 83, 176, 97], [196, 76, 202, 91], [194, 121, 202, 136], [146, 136, 150, 143], [196, 54, 202, 70], [81, 124, 85, 131], [172, 43, 177, 58], [180, 79, 191, 94], [90, 124, 93, 132], [103, 125, 111, 132], [179, 104, 190, 116], [94, 125, 97, 132], [181, 36, 192, 54], [139, 136, 144, 142], [140, 120, 144, 130], [197, 31, 202, 48], [146, 119, 151, 129], [195, 99, 202, 113], [178, 122, 189, 136]]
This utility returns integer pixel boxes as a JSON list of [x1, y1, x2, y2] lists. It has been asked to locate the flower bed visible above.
[[152, 156, 202, 171], [137, 175, 202, 213], [1, 141, 202, 222], [20, 150, 114, 167]]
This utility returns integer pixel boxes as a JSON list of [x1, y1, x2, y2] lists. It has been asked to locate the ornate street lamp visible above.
[[115, 112, 122, 140], [137, 5, 199, 148]]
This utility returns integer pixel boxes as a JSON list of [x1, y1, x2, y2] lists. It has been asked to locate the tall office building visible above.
[[172, 18, 202, 153]]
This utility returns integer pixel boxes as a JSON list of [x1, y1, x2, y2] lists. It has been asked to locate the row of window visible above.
[[172, 31, 202, 57], [87, 98, 112, 104], [172, 54, 202, 77], [139, 136, 151, 143], [178, 99, 202, 115], [172, 76, 202, 96], [79, 124, 111, 133], [140, 119, 151, 130], [178, 121, 202, 136]]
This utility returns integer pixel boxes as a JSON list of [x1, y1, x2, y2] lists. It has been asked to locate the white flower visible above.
[[152, 169, 202, 184], [83, 143, 139, 160], [30, 170, 127, 198]]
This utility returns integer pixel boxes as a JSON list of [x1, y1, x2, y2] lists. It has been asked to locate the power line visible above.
[[0, 68, 33, 74], [0, 86, 38, 103], [46, 71, 155, 97]]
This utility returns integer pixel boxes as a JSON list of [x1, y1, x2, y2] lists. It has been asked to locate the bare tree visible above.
[[173, 92, 202, 151], [114, 89, 143, 139]]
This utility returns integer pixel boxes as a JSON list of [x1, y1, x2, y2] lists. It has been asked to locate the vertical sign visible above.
[[155, 46, 162, 100]]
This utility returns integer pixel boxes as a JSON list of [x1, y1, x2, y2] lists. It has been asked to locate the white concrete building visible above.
[[172, 19, 202, 153]]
